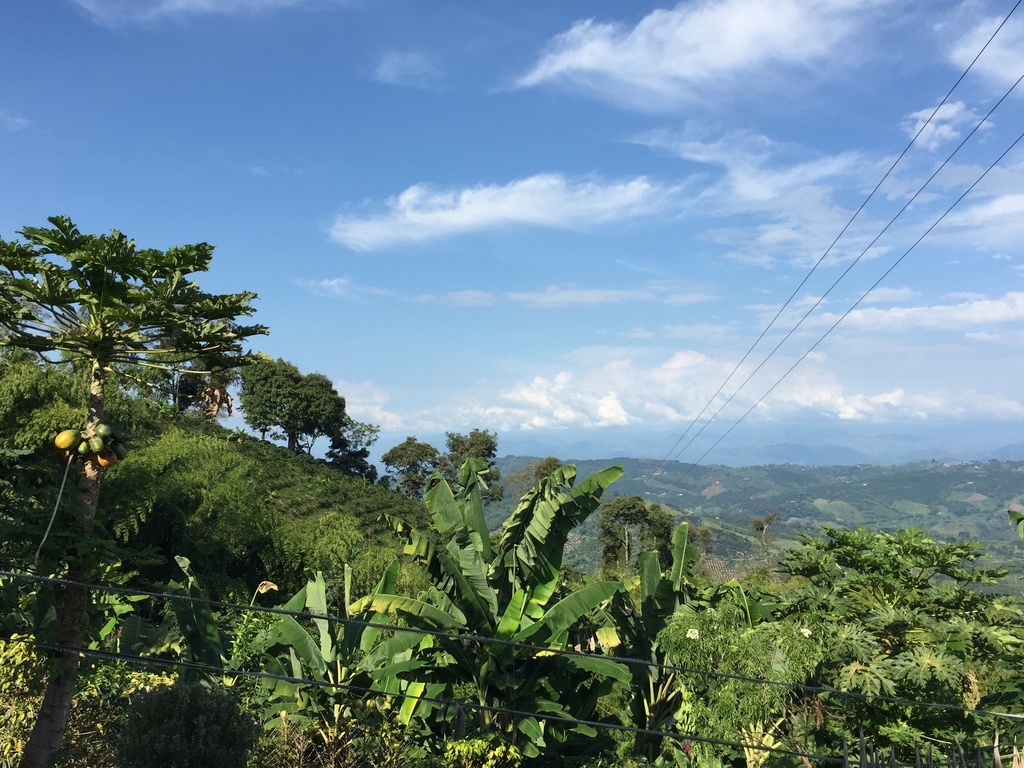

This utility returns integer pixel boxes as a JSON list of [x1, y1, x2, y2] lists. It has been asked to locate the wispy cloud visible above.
[[508, 283, 713, 309], [636, 126, 876, 267], [901, 101, 984, 151], [303, 276, 709, 310], [333, 379, 402, 430], [942, 192, 1024, 243], [663, 322, 738, 342], [330, 173, 680, 250], [861, 286, 919, 304], [508, 285, 651, 308], [0, 110, 30, 132], [515, 0, 881, 110], [415, 290, 497, 307], [948, 13, 1024, 89], [298, 276, 393, 302], [374, 51, 443, 89], [638, 127, 861, 202], [73, 0, 341, 26], [815, 291, 1024, 332]]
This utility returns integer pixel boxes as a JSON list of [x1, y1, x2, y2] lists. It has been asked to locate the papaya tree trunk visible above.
[[20, 361, 105, 768]]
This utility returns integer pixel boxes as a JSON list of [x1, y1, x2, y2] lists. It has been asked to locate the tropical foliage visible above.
[[2, 216, 1024, 768]]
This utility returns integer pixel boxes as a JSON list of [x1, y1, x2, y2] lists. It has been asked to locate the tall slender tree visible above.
[[0, 216, 266, 768]]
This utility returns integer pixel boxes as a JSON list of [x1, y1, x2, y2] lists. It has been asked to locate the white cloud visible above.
[[639, 127, 862, 203], [0, 110, 30, 132], [506, 282, 713, 309], [949, 14, 1024, 89], [395, 329, 1024, 439], [508, 285, 651, 309], [330, 173, 679, 250], [636, 126, 875, 267], [516, 0, 880, 110], [662, 322, 738, 342], [901, 101, 984, 151], [621, 327, 655, 339], [861, 286, 919, 304], [445, 290, 496, 308], [374, 51, 442, 89], [298, 277, 393, 302], [334, 380, 403, 431], [815, 291, 1024, 332], [943, 193, 1024, 240], [72, 0, 339, 25], [302, 277, 709, 309]]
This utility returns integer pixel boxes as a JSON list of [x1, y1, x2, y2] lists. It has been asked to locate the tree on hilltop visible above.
[[382, 428, 503, 501], [239, 357, 346, 454]]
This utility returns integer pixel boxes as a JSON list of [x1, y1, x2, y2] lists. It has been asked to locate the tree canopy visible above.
[[239, 357, 346, 454], [381, 436, 441, 499], [382, 428, 503, 501]]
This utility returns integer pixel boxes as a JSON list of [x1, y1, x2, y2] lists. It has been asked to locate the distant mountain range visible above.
[[493, 419, 1024, 466]]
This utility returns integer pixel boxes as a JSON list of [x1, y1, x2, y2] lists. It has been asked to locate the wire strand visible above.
[[0, 634, 848, 765], [2, 568, 1021, 722], [662, 67, 1024, 480], [646, 0, 1024, 476]]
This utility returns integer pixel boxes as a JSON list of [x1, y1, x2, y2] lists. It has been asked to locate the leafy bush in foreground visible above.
[[116, 682, 257, 768]]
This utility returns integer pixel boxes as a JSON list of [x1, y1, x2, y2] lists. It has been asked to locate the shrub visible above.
[[115, 681, 257, 768], [0, 636, 45, 768]]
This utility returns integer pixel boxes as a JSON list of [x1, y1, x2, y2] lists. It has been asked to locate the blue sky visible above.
[[3, 0, 1024, 462]]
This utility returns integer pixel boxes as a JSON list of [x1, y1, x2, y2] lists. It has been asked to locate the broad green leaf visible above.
[[565, 654, 632, 684], [519, 580, 622, 643], [399, 680, 428, 725], [352, 594, 466, 630], [301, 571, 334, 663], [423, 474, 463, 534], [495, 590, 527, 639], [264, 616, 328, 678], [168, 555, 226, 669], [1011, 510, 1024, 541]]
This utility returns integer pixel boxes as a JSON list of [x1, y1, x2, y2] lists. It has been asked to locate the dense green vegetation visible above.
[[2, 219, 1023, 768]]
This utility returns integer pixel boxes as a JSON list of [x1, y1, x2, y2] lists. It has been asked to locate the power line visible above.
[[660, 66, 1024, 480], [3, 568, 1021, 723], [675, 121, 1024, 478], [647, 0, 1024, 476], [0, 633, 946, 766]]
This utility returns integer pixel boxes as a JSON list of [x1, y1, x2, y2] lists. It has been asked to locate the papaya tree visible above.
[[775, 526, 1023, 756], [353, 459, 630, 758], [0, 216, 266, 767]]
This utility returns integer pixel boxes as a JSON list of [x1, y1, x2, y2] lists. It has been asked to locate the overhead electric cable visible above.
[[647, 0, 1023, 477], [662, 67, 1024, 470], [4, 568, 1022, 721], [673, 122, 1024, 480], [1, 635, 847, 764]]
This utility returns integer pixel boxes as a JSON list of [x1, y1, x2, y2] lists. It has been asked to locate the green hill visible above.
[[495, 456, 1024, 583]]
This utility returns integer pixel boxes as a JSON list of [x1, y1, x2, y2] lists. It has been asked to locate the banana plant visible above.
[[238, 559, 440, 731], [167, 555, 422, 732], [598, 522, 703, 764], [353, 459, 630, 758]]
